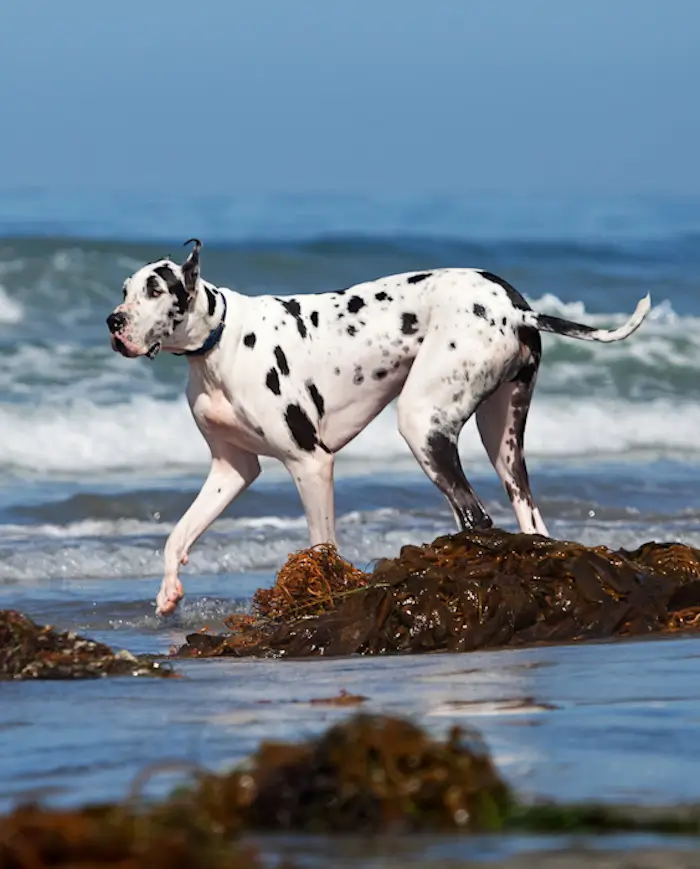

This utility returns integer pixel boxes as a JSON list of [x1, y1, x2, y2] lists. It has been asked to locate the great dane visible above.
[[107, 240, 650, 615]]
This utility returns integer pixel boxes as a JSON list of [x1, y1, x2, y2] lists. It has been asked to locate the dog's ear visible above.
[[182, 238, 202, 295]]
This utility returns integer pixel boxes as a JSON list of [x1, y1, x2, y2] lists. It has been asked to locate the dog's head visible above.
[[107, 239, 202, 358]]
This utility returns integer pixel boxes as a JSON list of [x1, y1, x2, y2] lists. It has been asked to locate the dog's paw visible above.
[[155, 580, 184, 617]]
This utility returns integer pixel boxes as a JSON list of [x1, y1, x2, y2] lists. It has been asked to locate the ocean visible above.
[[3, 189, 700, 844]]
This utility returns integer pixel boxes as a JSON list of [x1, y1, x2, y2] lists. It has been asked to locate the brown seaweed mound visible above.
[[0, 802, 263, 869], [200, 713, 510, 834], [0, 610, 175, 680], [3, 712, 700, 866], [0, 713, 510, 869], [177, 528, 700, 659]]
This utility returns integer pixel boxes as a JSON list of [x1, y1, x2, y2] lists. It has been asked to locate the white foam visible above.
[[0, 390, 699, 476], [0, 508, 453, 581], [0, 284, 23, 324]]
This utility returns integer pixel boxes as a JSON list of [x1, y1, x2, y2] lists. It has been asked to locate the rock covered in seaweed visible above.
[[176, 529, 700, 659], [0, 609, 175, 680]]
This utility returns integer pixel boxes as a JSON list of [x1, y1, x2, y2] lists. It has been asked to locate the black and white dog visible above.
[[107, 240, 650, 615]]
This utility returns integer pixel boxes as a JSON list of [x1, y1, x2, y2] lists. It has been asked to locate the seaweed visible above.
[[3, 712, 700, 868], [0, 610, 175, 680], [176, 528, 700, 660]]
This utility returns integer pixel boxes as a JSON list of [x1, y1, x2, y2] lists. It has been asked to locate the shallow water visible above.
[[3, 190, 700, 863], [4, 624, 700, 864], [4, 527, 700, 814]]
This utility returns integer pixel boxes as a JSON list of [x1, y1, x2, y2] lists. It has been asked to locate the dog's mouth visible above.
[[110, 334, 162, 359], [111, 335, 140, 358]]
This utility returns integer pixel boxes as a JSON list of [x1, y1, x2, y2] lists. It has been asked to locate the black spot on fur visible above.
[[473, 303, 487, 319], [534, 313, 597, 338], [425, 431, 492, 531], [204, 286, 217, 317], [407, 272, 432, 284], [353, 366, 364, 385], [347, 296, 365, 314], [514, 326, 542, 387], [375, 291, 389, 301], [307, 382, 325, 417], [373, 368, 388, 380], [278, 298, 308, 338], [448, 341, 456, 350], [334, 367, 341, 375], [479, 271, 530, 311], [154, 264, 188, 315], [282, 298, 300, 316], [401, 313, 419, 335], [243, 332, 256, 348], [502, 317, 507, 326], [285, 404, 318, 452], [274, 346, 290, 376], [347, 324, 357, 336], [310, 311, 319, 327], [266, 368, 281, 395]]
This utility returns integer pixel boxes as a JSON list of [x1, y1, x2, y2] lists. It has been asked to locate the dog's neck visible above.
[[163, 280, 227, 357]]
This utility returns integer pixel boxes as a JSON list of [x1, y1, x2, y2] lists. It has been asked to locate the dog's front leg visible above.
[[156, 444, 261, 616], [287, 452, 336, 547]]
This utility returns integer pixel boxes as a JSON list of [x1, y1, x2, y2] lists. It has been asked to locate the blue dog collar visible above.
[[175, 293, 227, 358]]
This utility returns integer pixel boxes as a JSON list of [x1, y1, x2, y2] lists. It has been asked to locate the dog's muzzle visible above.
[[107, 311, 157, 358]]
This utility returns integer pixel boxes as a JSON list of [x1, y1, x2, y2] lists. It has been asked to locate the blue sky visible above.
[[0, 0, 695, 196]]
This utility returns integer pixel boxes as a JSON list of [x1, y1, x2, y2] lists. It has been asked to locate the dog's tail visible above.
[[522, 293, 651, 343]]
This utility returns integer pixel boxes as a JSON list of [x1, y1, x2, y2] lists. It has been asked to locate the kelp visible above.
[[0, 610, 175, 680], [3, 712, 700, 868], [177, 528, 700, 659]]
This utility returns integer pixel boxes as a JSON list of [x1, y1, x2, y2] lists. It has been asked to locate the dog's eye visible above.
[[146, 279, 164, 299]]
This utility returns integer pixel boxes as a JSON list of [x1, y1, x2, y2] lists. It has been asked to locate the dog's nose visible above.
[[107, 311, 127, 334]]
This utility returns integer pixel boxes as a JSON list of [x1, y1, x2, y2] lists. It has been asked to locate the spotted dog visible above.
[[107, 240, 650, 615]]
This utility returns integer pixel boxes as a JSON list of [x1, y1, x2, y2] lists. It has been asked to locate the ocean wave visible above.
[[0, 284, 23, 324], [0, 507, 454, 581], [0, 390, 699, 476], [2, 504, 700, 584]]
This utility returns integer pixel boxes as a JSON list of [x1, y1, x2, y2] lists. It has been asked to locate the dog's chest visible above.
[[189, 387, 265, 452], [193, 390, 237, 429]]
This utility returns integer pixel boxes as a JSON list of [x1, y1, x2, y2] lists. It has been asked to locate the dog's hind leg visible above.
[[475, 331, 548, 536], [396, 348, 500, 532], [156, 443, 261, 616]]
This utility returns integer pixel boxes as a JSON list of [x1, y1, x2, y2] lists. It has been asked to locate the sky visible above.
[[0, 0, 696, 197]]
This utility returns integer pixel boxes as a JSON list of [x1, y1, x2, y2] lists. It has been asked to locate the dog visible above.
[[107, 240, 650, 615]]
